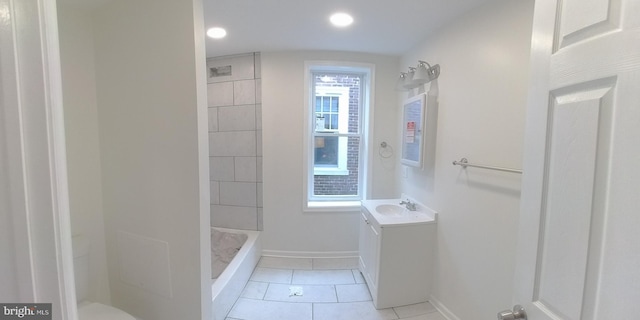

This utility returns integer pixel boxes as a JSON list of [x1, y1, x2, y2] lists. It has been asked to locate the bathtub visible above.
[[211, 227, 261, 320]]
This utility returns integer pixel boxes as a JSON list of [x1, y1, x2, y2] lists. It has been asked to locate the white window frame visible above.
[[303, 61, 374, 211], [313, 87, 350, 176]]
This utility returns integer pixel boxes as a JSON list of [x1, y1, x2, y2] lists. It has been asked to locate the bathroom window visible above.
[[304, 62, 372, 208]]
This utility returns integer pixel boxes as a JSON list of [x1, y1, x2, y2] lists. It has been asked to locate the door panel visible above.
[[534, 80, 614, 320], [557, 0, 621, 49]]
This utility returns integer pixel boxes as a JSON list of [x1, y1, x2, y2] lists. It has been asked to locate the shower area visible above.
[[207, 52, 263, 231], [206, 52, 263, 320]]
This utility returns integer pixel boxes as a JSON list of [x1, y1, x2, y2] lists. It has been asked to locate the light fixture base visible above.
[[397, 61, 441, 90]]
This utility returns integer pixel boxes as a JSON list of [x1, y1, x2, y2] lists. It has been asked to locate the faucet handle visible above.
[[400, 199, 418, 211]]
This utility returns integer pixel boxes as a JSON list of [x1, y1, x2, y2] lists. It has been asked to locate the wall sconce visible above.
[[395, 72, 409, 91], [396, 60, 440, 91]]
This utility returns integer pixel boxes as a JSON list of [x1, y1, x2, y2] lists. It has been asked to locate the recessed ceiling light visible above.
[[329, 12, 353, 27], [206, 27, 227, 39]]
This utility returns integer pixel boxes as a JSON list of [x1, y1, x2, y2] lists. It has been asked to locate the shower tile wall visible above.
[[207, 53, 262, 230]]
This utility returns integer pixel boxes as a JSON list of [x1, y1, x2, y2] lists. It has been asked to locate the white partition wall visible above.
[[57, 3, 111, 305], [91, 0, 210, 319]]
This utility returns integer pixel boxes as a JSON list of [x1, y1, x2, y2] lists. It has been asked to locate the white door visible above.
[[509, 0, 640, 319]]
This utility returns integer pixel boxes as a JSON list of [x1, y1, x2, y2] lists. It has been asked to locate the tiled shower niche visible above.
[[207, 53, 262, 230]]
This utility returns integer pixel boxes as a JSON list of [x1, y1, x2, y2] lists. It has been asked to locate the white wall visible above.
[[57, 4, 111, 304], [398, 1, 534, 319], [91, 0, 210, 319], [262, 51, 398, 254]]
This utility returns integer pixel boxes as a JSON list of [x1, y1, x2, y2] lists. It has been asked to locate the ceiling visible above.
[[58, 0, 497, 58], [203, 0, 497, 58]]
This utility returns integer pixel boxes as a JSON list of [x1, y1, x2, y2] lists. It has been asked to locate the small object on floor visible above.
[[289, 286, 303, 296]]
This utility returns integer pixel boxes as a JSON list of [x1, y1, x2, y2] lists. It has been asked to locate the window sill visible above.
[[304, 201, 361, 213], [313, 167, 349, 176]]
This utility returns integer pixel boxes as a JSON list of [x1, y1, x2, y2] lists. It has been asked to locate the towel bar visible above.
[[452, 158, 522, 174]]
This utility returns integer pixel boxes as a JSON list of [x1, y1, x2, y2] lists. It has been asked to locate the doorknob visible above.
[[497, 305, 527, 320]]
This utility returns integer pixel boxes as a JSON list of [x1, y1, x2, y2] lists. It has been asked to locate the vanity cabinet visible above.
[[358, 201, 436, 309], [358, 211, 380, 291]]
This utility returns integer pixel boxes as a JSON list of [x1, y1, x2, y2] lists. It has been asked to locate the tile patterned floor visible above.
[[225, 257, 447, 320]]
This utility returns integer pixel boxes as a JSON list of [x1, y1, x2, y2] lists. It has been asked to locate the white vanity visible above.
[[359, 198, 437, 309]]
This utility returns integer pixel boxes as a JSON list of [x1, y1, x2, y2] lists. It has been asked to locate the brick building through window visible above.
[[311, 72, 364, 198]]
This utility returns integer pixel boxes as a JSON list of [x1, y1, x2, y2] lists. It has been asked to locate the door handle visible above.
[[497, 305, 526, 320]]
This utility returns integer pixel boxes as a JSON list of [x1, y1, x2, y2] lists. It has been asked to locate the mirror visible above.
[[401, 94, 426, 167]]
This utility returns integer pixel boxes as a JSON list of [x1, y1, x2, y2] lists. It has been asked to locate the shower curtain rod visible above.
[[452, 158, 522, 174]]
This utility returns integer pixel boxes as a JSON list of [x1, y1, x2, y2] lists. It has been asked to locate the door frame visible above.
[[1, 0, 77, 318], [513, 0, 557, 302]]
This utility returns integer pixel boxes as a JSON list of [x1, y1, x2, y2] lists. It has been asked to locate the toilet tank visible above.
[[72, 235, 91, 302]]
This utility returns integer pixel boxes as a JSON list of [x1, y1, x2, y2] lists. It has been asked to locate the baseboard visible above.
[[261, 250, 358, 259], [429, 294, 461, 320]]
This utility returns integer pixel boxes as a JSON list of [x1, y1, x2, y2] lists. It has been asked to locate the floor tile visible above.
[[250, 267, 292, 284], [258, 256, 313, 269], [313, 301, 398, 320], [400, 312, 447, 320], [393, 302, 438, 318], [229, 256, 448, 320], [228, 298, 312, 320], [336, 283, 372, 302], [313, 257, 359, 269], [352, 269, 366, 284], [264, 283, 337, 303], [240, 281, 268, 299], [292, 269, 356, 285]]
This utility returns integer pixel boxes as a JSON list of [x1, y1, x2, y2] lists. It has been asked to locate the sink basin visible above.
[[361, 198, 437, 226], [375, 204, 407, 215]]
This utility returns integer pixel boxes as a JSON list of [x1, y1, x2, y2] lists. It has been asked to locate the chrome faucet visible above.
[[399, 199, 417, 211]]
